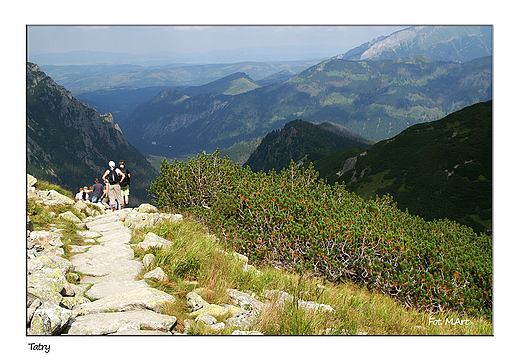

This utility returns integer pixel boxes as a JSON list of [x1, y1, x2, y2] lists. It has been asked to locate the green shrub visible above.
[[148, 151, 492, 319]]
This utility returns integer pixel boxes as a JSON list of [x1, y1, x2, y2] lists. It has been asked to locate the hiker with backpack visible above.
[[90, 178, 104, 203], [100, 178, 111, 210], [118, 159, 131, 208], [102, 160, 126, 211]]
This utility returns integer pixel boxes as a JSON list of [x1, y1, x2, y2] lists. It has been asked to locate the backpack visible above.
[[119, 168, 130, 187], [107, 168, 120, 185]]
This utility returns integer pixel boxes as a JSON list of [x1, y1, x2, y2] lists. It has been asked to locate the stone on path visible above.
[[73, 287, 176, 316], [70, 209, 146, 299], [67, 310, 177, 335]]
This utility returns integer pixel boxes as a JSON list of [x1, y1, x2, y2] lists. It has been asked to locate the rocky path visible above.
[[66, 209, 178, 335], [27, 180, 335, 336], [71, 209, 148, 299]]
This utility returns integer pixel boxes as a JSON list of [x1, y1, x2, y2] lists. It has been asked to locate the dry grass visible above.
[[131, 219, 493, 335]]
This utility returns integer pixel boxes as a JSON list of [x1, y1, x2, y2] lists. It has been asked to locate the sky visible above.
[[27, 25, 408, 64]]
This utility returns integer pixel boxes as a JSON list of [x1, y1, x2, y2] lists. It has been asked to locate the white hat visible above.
[[109, 161, 115, 168]]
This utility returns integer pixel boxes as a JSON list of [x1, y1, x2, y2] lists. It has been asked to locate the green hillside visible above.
[[184, 72, 259, 96], [320, 101, 492, 234], [245, 119, 372, 173]]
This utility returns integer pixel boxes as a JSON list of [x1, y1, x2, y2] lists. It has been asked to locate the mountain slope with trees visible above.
[[26, 62, 158, 205], [245, 119, 373, 173], [315, 100, 492, 234]]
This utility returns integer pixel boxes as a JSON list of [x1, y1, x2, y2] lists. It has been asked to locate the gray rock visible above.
[[195, 313, 217, 326], [136, 232, 172, 251], [143, 267, 168, 281], [225, 310, 258, 330], [60, 296, 91, 310], [29, 302, 72, 335], [58, 211, 82, 223], [73, 287, 176, 316], [27, 174, 37, 188], [28, 308, 52, 335], [208, 322, 225, 331], [231, 330, 264, 335], [186, 291, 241, 318], [27, 267, 72, 305], [40, 190, 75, 206], [227, 289, 264, 314], [142, 253, 155, 268], [67, 310, 177, 335], [27, 298, 42, 326], [137, 203, 158, 213], [27, 254, 73, 275]]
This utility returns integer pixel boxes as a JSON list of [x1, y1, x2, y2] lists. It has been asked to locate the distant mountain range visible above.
[[38, 60, 319, 94], [121, 55, 491, 159], [26, 63, 158, 205]]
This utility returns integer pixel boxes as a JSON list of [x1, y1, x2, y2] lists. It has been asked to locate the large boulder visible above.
[[28, 302, 73, 335], [27, 254, 74, 275], [67, 310, 177, 335], [224, 289, 265, 330], [137, 203, 158, 213], [36, 189, 75, 206], [27, 174, 37, 188], [143, 267, 168, 281], [73, 288, 176, 316], [58, 211, 82, 224], [186, 291, 241, 318], [27, 268, 70, 305], [124, 209, 182, 229], [135, 232, 172, 251]]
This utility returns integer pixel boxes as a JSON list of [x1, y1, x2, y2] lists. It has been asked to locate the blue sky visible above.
[[27, 25, 408, 64]]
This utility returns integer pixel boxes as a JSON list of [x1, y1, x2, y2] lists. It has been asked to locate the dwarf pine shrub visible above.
[[148, 151, 492, 319]]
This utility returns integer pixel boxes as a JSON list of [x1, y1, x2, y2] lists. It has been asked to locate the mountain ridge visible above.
[[244, 119, 373, 173], [26, 62, 158, 205], [337, 26, 492, 63]]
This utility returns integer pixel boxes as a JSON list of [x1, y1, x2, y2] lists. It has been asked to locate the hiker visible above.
[[75, 188, 83, 200], [90, 178, 104, 203], [100, 178, 111, 210], [82, 186, 92, 202], [102, 160, 125, 211], [118, 159, 131, 208]]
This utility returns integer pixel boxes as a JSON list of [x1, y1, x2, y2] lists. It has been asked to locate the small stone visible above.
[[142, 254, 155, 268], [143, 267, 168, 281], [195, 313, 217, 326]]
